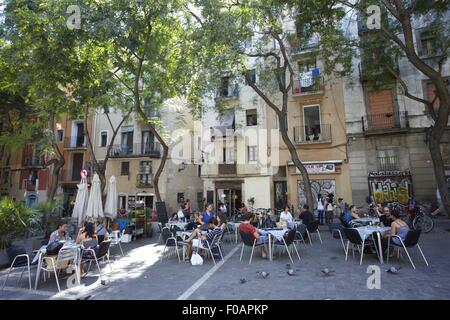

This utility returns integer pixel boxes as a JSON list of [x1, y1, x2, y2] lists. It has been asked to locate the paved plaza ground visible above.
[[1, 218, 450, 300]]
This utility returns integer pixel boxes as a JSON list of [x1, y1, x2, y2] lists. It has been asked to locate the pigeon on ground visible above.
[[256, 271, 270, 279], [287, 269, 296, 276], [321, 268, 335, 276], [386, 266, 402, 274], [240, 278, 247, 284]]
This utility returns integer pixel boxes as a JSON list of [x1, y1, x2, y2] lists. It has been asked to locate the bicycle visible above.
[[388, 201, 434, 233]]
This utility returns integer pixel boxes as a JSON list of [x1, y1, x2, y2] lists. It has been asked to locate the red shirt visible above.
[[239, 222, 257, 242]]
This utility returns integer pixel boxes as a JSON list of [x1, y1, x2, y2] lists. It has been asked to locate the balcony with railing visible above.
[[362, 111, 409, 133], [292, 76, 324, 96], [22, 156, 44, 168], [108, 143, 161, 158], [60, 169, 82, 183], [64, 136, 87, 149], [293, 124, 332, 144], [377, 156, 399, 171], [218, 163, 237, 175], [136, 173, 153, 188]]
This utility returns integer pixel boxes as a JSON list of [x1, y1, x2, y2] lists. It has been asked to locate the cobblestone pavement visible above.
[[1, 218, 450, 300]]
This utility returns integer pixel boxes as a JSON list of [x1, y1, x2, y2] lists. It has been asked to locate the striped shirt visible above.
[[203, 227, 222, 246]]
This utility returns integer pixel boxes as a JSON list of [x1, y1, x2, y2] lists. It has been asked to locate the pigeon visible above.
[[386, 266, 402, 274], [321, 268, 335, 276], [256, 271, 270, 279], [240, 278, 247, 284], [287, 269, 296, 276]]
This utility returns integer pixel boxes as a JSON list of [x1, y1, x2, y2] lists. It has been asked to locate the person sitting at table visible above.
[[199, 203, 216, 227], [350, 205, 360, 219], [48, 222, 70, 244], [240, 203, 249, 215], [76, 222, 98, 275], [378, 206, 393, 227], [299, 204, 315, 226], [177, 205, 185, 221], [280, 205, 293, 224], [96, 218, 109, 243], [380, 210, 410, 255], [169, 212, 179, 223], [341, 206, 355, 227], [183, 199, 191, 220], [185, 215, 226, 258], [239, 213, 269, 259]]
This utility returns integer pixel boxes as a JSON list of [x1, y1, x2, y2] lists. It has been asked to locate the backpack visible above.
[[46, 241, 64, 256]]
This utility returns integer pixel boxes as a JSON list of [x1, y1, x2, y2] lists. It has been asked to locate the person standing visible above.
[[317, 194, 325, 225], [337, 198, 347, 217], [183, 199, 191, 220], [326, 196, 334, 224]]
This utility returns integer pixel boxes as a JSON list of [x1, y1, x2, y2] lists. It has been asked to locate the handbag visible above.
[[191, 252, 204, 265], [46, 241, 64, 256]]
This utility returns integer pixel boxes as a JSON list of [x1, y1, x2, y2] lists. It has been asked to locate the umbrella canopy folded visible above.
[[86, 174, 104, 221], [104, 175, 117, 219], [72, 176, 89, 227]]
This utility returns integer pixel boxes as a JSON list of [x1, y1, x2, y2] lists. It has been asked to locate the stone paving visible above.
[[1, 218, 450, 300]]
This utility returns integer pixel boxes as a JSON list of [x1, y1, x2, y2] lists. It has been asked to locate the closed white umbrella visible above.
[[104, 176, 117, 219], [85, 174, 104, 221], [72, 175, 89, 227]]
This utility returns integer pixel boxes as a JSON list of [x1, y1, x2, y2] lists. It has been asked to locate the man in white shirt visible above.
[[280, 206, 293, 223]]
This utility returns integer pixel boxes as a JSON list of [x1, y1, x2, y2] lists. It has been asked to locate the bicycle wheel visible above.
[[413, 215, 434, 233]]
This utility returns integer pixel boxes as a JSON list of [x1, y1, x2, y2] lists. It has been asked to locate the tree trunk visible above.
[[152, 143, 169, 202], [429, 130, 450, 216], [48, 158, 64, 200], [279, 114, 314, 210]]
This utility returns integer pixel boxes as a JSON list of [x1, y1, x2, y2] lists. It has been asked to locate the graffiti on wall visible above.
[[368, 170, 413, 205], [298, 179, 336, 209]]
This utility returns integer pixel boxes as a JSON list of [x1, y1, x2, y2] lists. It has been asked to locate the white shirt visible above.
[[317, 200, 324, 211], [280, 211, 293, 223], [177, 210, 185, 219]]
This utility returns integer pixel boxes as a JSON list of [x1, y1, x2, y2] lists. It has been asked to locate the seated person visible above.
[[280, 206, 293, 224], [95, 218, 109, 243], [381, 210, 410, 254], [48, 222, 70, 244], [185, 215, 226, 258], [341, 206, 354, 226], [299, 204, 315, 226], [76, 222, 98, 275], [185, 211, 202, 230], [169, 212, 179, 223], [238, 213, 269, 259], [350, 205, 360, 219], [379, 206, 393, 227], [199, 203, 216, 230]]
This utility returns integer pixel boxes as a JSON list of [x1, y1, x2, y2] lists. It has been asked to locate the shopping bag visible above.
[[191, 252, 204, 265]]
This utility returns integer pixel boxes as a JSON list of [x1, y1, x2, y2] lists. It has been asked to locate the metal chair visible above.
[[342, 227, 374, 265], [2, 246, 33, 290], [160, 227, 183, 263], [328, 223, 347, 255], [271, 228, 301, 264], [156, 222, 163, 244], [83, 239, 113, 276], [36, 246, 81, 292], [109, 229, 125, 257], [193, 232, 224, 265], [387, 229, 429, 269], [306, 221, 322, 245], [239, 232, 267, 265]]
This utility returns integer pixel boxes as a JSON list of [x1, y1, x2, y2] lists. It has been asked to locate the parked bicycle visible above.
[[388, 200, 434, 233]]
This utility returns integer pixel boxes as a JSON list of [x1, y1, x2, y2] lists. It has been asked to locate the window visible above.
[[121, 126, 134, 155], [177, 193, 185, 204], [377, 149, 398, 171], [248, 146, 257, 162], [246, 69, 256, 85], [121, 162, 130, 176], [100, 131, 108, 147], [419, 30, 438, 57], [57, 129, 64, 142], [221, 76, 230, 97], [138, 161, 152, 186], [223, 147, 235, 164], [118, 195, 127, 210], [2, 169, 10, 184], [198, 165, 202, 177], [303, 105, 321, 140], [246, 109, 257, 126]]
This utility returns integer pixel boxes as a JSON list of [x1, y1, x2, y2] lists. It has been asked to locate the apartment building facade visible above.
[[92, 100, 203, 216], [343, 13, 450, 206], [199, 20, 352, 213]]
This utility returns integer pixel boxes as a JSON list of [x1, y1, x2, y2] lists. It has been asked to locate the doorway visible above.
[[217, 188, 242, 217], [274, 181, 288, 211], [71, 153, 84, 181]]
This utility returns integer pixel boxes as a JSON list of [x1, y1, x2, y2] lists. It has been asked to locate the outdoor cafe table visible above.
[[34, 241, 81, 290], [355, 226, 391, 264], [166, 221, 188, 230], [353, 217, 380, 225], [258, 228, 289, 262]]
